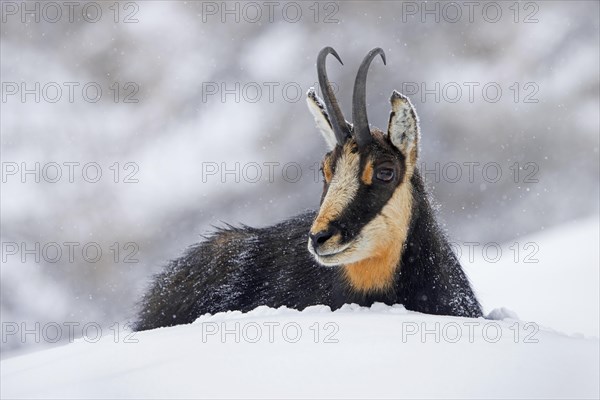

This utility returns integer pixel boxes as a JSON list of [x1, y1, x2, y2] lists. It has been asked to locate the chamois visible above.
[[134, 47, 482, 331]]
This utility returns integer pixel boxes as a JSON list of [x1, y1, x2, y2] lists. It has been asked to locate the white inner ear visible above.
[[387, 91, 419, 157], [306, 89, 336, 150]]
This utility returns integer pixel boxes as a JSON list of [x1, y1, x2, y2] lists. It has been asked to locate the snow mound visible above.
[[2, 304, 598, 399], [462, 217, 600, 337]]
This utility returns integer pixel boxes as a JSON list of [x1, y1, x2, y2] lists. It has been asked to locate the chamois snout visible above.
[[309, 226, 339, 253]]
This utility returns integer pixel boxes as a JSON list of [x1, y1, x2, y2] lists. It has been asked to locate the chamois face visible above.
[[306, 89, 420, 269]]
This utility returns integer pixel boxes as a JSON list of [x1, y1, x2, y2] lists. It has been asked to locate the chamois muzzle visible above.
[[309, 227, 338, 254]]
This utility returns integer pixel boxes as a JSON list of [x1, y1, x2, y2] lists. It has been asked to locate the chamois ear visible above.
[[306, 88, 337, 150], [387, 90, 419, 165]]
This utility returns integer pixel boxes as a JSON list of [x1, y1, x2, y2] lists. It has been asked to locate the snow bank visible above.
[[1, 304, 598, 399], [462, 217, 600, 337]]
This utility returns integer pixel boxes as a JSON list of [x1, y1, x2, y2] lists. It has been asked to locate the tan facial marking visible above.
[[311, 142, 360, 235], [343, 179, 413, 293], [361, 159, 374, 185], [322, 157, 333, 183]]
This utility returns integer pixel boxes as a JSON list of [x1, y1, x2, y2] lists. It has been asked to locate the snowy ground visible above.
[[462, 217, 599, 337], [1, 305, 598, 399], [1, 218, 598, 399]]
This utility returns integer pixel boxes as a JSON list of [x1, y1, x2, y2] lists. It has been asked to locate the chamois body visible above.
[[135, 47, 482, 331], [135, 170, 481, 331]]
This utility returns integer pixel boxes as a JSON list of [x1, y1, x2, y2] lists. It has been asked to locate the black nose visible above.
[[310, 228, 336, 252]]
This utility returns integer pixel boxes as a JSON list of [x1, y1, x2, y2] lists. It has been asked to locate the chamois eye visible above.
[[376, 168, 395, 182]]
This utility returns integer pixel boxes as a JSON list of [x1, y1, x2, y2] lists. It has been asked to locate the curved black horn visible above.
[[317, 47, 351, 144], [352, 48, 386, 147]]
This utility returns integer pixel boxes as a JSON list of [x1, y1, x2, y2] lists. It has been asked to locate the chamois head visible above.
[[306, 47, 420, 290]]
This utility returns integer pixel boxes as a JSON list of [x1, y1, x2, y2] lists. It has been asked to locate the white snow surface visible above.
[[462, 217, 600, 337], [1, 218, 599, 399], [2, 304, 599, 399]]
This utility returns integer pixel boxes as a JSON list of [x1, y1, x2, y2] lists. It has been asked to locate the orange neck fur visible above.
[[342, 175, 414, 293], [343, 245, 401, 293]]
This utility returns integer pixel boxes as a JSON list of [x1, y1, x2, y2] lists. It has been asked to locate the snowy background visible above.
[[1, 0, 598, 381]]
